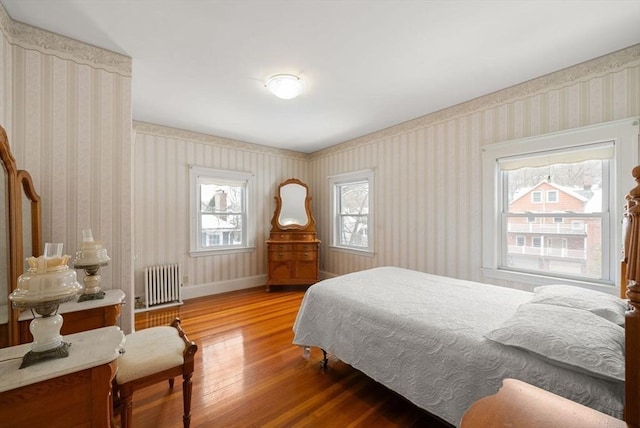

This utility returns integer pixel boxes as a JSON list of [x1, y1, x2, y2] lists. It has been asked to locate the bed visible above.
[[292, 167, 640, 427], [293, 267, 625, 425]]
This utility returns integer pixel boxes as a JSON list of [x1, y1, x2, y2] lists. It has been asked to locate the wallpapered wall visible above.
[[309, 45, 640, 289], [0, 5, 135, 333], [132, 123, 309, 300]]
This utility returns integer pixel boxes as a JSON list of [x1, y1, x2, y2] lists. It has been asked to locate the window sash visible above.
[[189, 166, 254, 255], [329, 170, 374, 253]]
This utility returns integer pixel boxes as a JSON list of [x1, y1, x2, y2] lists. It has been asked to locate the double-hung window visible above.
[[189, 166, 254, 255], [329, 170, 374, 254], [482, 119, 638, 287]]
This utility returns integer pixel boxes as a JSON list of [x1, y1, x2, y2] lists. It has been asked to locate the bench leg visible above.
[[120, 390, 134, 428], [182, 372, 193, 428]]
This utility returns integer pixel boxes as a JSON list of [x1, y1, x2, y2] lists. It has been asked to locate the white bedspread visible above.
[[292, 267, 623, 426]]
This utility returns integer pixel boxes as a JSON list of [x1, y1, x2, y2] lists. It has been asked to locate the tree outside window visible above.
[[329, 170, 374, 254]]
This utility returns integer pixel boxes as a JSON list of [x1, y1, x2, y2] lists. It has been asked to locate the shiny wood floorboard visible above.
[[129, 286, 453, 428]]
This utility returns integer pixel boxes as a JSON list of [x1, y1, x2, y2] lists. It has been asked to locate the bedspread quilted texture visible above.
[[292, 267, 624, 427]]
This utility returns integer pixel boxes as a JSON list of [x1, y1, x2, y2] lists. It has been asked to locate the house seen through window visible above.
[[483, 119, 638, 287], [502, 156, 607, 280], [189, 166, 254, 254]]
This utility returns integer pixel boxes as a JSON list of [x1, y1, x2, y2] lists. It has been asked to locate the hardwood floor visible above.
[[128, 286, 453, 428]]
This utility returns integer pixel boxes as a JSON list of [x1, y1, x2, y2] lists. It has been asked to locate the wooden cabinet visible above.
[[266, 179, 320, 291], [0, 326, 124, 428], [267, 232, 320, 291], [17, 289, 125, 344]]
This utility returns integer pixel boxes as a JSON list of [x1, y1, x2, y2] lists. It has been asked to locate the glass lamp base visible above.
[[20, 341, 71, 369]]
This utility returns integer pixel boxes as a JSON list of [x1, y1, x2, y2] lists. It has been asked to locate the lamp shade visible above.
[[266, 74, 303, 100], [9, 254, 82, 314], [73, 228, 110, 267]]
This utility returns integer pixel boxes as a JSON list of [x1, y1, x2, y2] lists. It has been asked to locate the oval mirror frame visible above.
[[270, 178, 316, 232]]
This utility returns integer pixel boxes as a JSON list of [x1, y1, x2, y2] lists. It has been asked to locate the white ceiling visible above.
[[2, 1, 639, 153]]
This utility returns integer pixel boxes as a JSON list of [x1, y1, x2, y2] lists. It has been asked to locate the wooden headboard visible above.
[[623, 165, 640, 426]]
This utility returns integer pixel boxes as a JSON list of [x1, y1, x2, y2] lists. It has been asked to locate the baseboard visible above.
[[180, 271, 336, 301], [181, 274, 268, 300]]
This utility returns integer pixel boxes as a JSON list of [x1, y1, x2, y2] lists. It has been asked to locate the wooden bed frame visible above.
[[461, 166, 640, 427], [622, 165, 640, 426]]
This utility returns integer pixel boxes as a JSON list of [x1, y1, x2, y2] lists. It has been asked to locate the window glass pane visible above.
[[339, 215, 368, 247], [503, 158, 605, 280], [330, 170, 373, 253], [339, 182, 369, 214], [507, 159, 603, 213], [190, 166, 253, 254]]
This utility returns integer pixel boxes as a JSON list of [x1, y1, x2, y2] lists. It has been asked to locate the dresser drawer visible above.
[[268, 243, 293, 252], [293, 243, 317, 252], [295, 250, 317, 261], [268, 251, 293, 261], [269, 232, 317, 241]]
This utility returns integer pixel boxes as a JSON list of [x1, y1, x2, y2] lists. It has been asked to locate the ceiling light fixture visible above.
[[265, 74, 303, 100]]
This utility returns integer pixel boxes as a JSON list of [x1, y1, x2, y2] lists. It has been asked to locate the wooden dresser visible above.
[[266, 179, 320, 291], [0, 326, 125, 428], [17, 288, 125, 344], [267, 231, 320, 291]]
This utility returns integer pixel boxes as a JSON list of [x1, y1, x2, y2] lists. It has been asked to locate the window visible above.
[[329, 170, 374, 254], [516, 236, 525, 246], [531, 191, 542, 203], [189, 166, 254, 255], [546, 190, 559, 203], [482, 118, 638, 287]]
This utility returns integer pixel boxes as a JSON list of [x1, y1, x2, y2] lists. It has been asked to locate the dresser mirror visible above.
[[278, 181, 309, 228], [0, 125, 42, 347], [272, 178, 315, 231]]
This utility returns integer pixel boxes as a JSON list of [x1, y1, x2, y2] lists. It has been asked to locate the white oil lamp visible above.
[[9, 243, 83, 368], [73, 229, 110, 302]]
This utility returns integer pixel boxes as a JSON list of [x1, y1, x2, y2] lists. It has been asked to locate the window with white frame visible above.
[[329, 170, 374, 254], [531, 191, 543, 203], [482, 118, 638, 287], [189, 166, 254, 255]]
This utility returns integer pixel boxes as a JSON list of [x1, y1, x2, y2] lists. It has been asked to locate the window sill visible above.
[[189, 246, 255, 257], [481, 267, 617, 294], [329, 245, 375, 257]]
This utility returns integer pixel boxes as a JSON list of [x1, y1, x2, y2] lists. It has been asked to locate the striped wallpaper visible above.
[[0, 5, 135, 333], [132, 123, 309, 300], [310, 45, 640, 288]]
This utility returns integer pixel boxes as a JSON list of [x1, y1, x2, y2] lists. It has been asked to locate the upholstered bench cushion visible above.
[[116, 326, 185, 384]]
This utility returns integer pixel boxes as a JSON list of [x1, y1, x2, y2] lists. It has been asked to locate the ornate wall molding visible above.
[[311, 44, 640, 159], [133, 121, 309, 160], [0, 3, 131, 76]]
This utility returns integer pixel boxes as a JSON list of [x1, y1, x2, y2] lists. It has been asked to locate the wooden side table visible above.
[[0, 326, 125, 428], [18, 289, 125, 343]]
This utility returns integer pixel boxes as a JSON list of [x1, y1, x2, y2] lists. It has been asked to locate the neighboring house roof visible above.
[[201, 215, 236, 230], [510, 180, 590, 205]]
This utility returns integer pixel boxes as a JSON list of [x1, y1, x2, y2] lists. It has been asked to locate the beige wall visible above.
[[309, 44, 640, 288], [132, 122, 309, 300], [0, 5, 135, 333]]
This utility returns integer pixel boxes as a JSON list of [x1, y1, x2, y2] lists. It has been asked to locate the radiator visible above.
[[144, 264, 183, 309]]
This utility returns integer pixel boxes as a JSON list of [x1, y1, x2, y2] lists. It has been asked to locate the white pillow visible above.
[[531, 284, 628, 326], [484, 303, 625, 382]]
